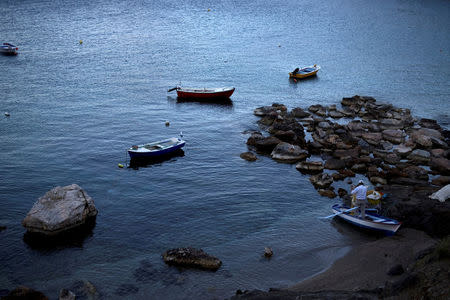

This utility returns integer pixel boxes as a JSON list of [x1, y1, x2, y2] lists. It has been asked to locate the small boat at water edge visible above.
[[289, 64, 320, 79], [331, 204, 401, 236], [128, 137, 185, 159], [1, 43, 19, 55], [168, 86, 235, 101]]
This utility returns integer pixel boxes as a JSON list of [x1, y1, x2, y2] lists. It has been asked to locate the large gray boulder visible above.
[[22, 184, 98, 236]]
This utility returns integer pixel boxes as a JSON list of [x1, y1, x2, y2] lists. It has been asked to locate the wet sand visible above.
[[289, 228, 436, 292]]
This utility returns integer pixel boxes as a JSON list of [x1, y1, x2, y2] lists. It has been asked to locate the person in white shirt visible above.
[[351, 180, 368, 219]]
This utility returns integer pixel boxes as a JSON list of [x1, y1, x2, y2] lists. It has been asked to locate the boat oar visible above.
[[167, 87, 178, 92], [319, 206, 359, 219]]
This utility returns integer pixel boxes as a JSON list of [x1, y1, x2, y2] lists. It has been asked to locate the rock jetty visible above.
[[244, 95, 450, 237]]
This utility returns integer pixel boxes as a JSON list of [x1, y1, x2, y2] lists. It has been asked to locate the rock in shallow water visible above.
[[240, 152, 257, 161], [162, 247, 222, 271], [22, 184, 98, 236], [270, 142, 308, 163]]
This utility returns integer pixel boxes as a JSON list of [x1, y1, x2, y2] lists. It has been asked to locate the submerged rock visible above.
[[3, 286, 48, 300], [162, 247, 222, 271], [240, 152, 257, 162], [264, 247, 273, 258], [22, 184, 98, 236], [59, 288, 76, 300]]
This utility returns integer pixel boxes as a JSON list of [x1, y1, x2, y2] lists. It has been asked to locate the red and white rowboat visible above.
[[168, 86, 235, 100]]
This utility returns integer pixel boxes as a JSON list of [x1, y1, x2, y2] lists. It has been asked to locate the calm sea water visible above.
[[1, 0, 449, 299]]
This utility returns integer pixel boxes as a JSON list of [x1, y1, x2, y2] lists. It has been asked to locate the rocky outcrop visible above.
[[430, 184, 450, 203], [246, 133, 281, 153], [295, 161, 324, 174], [380, 184, 450, 237], [162, 247, 222, 271], [309, 173, 333, 189], [22, 184, 97, 236], [270, 142, 308, 163], [246, 97, 450, 236]]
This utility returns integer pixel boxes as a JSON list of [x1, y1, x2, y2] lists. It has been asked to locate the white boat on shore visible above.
[[331, 204, 401, 236]]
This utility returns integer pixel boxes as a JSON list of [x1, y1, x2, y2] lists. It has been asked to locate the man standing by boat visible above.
[[351, 180, 368, 219]]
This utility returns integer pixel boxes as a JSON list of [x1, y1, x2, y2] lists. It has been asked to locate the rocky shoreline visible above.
[[243, 95, 449, 238], [2, 96, 449, 299], [232, 95, 450, 299]]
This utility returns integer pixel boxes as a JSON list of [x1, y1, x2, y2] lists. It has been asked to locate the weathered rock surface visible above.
[[381, 184, 450, 237], [430, 157, 450, 175], [318, 189, 336, 198], [324, 158, 346, 170], [240, 152, 257, 162], [309, 173, 333, 189], [162, 247, 222, 271], [270, 142, 308, 163], [382, 129, 406, 144], [59, 288, 76, 300], [291, 107, 310, 118], [246, 133, 281, 153], [2, 286, 49, 300], [407, 149, 431, 164], [295, 161, 324, 174], [22, 184, 98, 236]]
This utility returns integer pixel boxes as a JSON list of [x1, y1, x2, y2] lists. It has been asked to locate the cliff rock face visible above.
[[22, 184, 98, 236]]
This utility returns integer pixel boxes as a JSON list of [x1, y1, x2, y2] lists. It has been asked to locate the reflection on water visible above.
[[288, 75, 320, 85], [176, 97, 233, 106], [23, 218, 96, 250], [128, 149, 185, 169]]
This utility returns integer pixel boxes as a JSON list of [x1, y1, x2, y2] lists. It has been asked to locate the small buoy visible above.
[[165, 121, 170, 126], [207, 8, 211, 12], [5, 112, 10, 117], [118, 163, 124, 168], [293, 79, 297, 83], [79, 40, 83, 45], [278, 44, 281, 47]]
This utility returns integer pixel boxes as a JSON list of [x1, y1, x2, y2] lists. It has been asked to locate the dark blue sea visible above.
[[1, 0, 449, 299]]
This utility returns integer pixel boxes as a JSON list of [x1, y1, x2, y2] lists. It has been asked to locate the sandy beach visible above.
[[231, 228, 450, 299]]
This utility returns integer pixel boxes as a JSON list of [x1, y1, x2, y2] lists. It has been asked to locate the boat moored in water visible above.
[[168, 86, 235, 100], [128, 137, 185, 159], [1, 43, 19, 55], [289, 64, 320, 79], [331, 204, 401, 236]]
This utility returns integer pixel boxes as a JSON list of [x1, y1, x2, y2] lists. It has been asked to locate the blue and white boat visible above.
[[128, 137, 185, 159], [331, 204, 401, 236], [1, 43, 18, 55]]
